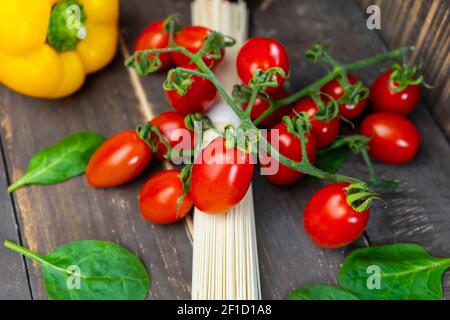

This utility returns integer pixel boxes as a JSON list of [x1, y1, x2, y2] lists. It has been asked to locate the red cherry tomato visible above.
[[139, 170, 192, 224], [165, 71, 217, 114], [237, 37, 290, 93], [360, 112, 420, 164], [134, 19, 172, 71], [190, 137, 254, 214], [321, 74, 368, 120], [370, 71, 421, 115], [261, 123, 317, 185], [86, 131, 151, 187], [303, 183, 370, 248], [242, 88, 292, 128], [291, 98, 340, 149], [171, 26, 224, 68], [150, 112, 194, 160]]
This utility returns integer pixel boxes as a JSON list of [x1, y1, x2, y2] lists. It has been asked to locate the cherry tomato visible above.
[[321, 74, 368, 120], [261, 123, 317, 185], [291, 98, 340, 149], [150, 112, 194, 160], [370, 70, 421, 115], [237, 37, 290, 93], [139, 170, 192, 224], [303, 183, 370, 248], [86, 131, 151, 188], [242, 88, 292, 128], [134, 19, 172, 71], [171, 26, 224, 68], [165, 71, 217, 114], [190, 137, 254, 214], [360, 112, 420, 164]]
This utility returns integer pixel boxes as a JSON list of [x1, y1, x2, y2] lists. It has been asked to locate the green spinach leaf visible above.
[[8, 131, 105, 192], [289, 284, 359, 300], [338, 244, 450, 300], [4, 240, 151, 300]]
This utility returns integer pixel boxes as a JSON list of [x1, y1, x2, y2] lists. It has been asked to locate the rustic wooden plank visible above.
[[358, 0, 450, 138], [0, 136, 31, 299], [250, 0, 450, 299], [0, 38, 192, 301]]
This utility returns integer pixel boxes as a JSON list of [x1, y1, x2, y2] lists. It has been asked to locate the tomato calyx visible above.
[[176, 164, 193, 218], [126, 50, 165, 75], [310, 92, 339, 123], [336, 77, 370, 107], [163, 68, 193, 96], [345, 182, 380, 213], [162, 14, 182, 36], [136, 122, 171, 157], [184, 113, 213, 131], [197, 31, 235, 63], [223, 124, 256, 154], [389, 63, 431, 92], [249, 67, 287, 93], [282, 113, 315, 165], [304, 42, 331, 64]]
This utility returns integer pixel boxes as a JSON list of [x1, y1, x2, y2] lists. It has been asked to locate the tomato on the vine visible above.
[[139, 170, 192, 224], [150, 112, 194, 160], [134, 19, 172, 71], [237, 37, 290, 93], [190, 137, 254, 214], [261, 123, 317, 185], [165, 70, 217, 114], [360, 112, 420, 164], [321, 74, 368, 120], [86, 131, 151, 188], [171, 25, 224, 68], [303, 183, 370, 249], [291, 97, 340, 149], [242, 88, 292, 128], [370, 70, 421, 115]]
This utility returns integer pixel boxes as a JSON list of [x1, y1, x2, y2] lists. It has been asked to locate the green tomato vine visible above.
[[125, 16, 414, 210]]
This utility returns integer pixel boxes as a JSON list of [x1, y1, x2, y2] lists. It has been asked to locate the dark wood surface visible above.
[[0, 0, 449, 300], [358, 0, 450, 138]]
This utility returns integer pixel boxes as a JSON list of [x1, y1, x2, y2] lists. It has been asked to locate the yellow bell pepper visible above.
[[0, 0, 119, 98]]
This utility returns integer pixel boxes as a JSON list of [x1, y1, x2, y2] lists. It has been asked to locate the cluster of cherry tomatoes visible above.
[[85, 17, 425, 250]]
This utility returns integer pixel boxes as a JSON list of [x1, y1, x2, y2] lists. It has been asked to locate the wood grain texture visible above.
[[358, 0, 450, 138], [0, 135, 31, 299]]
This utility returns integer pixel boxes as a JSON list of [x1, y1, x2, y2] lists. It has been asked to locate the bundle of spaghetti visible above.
[[190, 0, 261, 300]]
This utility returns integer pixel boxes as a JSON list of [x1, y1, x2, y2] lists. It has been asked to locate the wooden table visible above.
[[1, 0, 449, 300]]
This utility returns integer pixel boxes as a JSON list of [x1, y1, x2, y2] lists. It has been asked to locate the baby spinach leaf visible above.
[[4, 240, 151, 300], [8, 131, 105, 192], [338, 244, 450, 300], [289, 284, 359, 300]]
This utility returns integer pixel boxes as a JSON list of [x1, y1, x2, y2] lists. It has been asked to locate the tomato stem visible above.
[[126, 25, 412, 188], [254, 46, 414, 125]]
